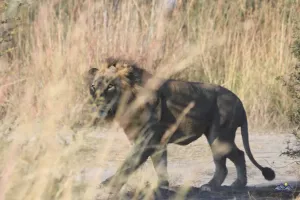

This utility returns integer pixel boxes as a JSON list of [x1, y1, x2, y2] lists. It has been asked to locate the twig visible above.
[[0, 78, 26, 88]]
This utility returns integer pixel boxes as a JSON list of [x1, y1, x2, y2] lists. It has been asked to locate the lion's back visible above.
[[158, 79, 246, 129]]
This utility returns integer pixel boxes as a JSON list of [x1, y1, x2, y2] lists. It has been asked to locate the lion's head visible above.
[[84, 58, 149, 120]]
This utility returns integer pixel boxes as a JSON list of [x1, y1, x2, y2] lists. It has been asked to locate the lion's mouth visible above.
[[99, 103, 116, 119], [99, 109, 109, 118], [99, 108, 117, 120]]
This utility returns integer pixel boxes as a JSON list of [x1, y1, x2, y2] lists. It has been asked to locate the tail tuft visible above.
[[262, 167, 275, 181]]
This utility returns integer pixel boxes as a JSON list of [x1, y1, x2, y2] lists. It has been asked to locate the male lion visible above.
[[85, 57, 275, 194]]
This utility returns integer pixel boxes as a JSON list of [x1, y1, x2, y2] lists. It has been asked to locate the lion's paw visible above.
[[200, 184, 213, 192], [230, 179, 247, 189]]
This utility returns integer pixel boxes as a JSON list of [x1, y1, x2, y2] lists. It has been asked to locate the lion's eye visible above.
[[107, 84, 115, 91]]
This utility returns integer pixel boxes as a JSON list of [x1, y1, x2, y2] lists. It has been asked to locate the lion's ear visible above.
[[108, 66, 117, 73], [88, 68, 99, 76], [84, 67, 99, 86]]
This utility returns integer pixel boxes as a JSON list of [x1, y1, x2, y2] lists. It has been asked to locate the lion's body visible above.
[[156, 80, 245, 144], [85, 58, 275, 194]]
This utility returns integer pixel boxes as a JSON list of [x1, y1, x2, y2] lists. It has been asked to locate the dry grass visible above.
[[0, 0, 299, 199]]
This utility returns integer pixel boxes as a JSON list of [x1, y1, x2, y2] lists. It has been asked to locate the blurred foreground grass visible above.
[[0, 1, 299, 199]]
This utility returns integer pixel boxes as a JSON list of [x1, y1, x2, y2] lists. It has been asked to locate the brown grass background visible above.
[[0, 0, 299, 199]]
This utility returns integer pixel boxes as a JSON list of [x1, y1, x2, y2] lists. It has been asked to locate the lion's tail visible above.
[[240, 116, 275, 181]]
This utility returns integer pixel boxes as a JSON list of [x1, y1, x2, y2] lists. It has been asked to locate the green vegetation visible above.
[[281, 22, 300, 159], [290, 25, 300, 126]]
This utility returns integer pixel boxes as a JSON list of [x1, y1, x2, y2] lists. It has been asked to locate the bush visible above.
[[281, 63, 300, 126], [287, 24, 300, 127], [281, 24, 300, 158]]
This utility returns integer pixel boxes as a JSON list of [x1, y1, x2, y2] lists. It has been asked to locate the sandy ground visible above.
[[75, 128, 300, 200]]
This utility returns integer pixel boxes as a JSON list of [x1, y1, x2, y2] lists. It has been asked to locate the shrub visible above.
[[287, 24, 300, 127], [281, 23, 300, 158]]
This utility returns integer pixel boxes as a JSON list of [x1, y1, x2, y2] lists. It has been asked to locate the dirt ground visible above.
[[76, 128, 300, 200]]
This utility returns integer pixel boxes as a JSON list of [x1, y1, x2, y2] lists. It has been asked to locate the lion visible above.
[[84, 57, 275, 195]]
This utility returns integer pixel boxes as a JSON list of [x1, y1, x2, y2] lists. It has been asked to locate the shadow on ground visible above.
[[123, 181, 300, 200]]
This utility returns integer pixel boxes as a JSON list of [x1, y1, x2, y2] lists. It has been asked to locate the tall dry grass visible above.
[[0, 0, 299, 199]]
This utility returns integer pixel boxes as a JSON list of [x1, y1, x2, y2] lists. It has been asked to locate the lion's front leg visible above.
[[101, 124, 166, 195], [150, 145, 169, 189]]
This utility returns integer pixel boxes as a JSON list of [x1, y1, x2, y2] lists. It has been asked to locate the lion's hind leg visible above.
[[227, 144, 247, 188], [201, 128, 230, 191], [200, 156, 228, 192]]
